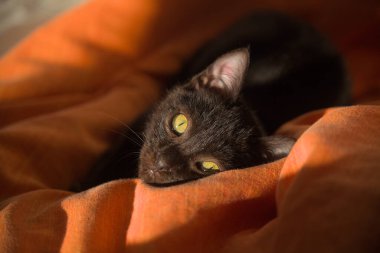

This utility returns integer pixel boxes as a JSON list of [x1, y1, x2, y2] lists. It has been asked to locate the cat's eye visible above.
[[197, 161, 220, 172], [172, 113, 188, 135]]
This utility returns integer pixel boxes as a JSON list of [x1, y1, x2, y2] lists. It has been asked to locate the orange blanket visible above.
[[1, 0, 380, 252]]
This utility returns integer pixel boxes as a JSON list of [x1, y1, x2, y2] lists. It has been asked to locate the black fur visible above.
[[79, 11, 349, 189], [139, 84, 268, 184], [181, 11, 350, 133]]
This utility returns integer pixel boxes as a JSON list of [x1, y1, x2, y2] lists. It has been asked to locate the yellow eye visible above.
[[172, 113, 188, 135], [201, 161, 220, 171]]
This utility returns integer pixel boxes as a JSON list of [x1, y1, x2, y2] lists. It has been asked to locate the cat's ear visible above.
[[260, 136, 295, 161], [192, 48, 249, 100]]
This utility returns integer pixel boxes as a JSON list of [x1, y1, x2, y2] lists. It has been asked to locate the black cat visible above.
[[80, 11, 349, 189]]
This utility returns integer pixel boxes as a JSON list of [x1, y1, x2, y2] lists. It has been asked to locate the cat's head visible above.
[[138, 48, 290, 185]]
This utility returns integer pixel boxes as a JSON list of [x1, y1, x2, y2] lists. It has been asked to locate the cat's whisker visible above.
[[97, 112, 145, 144], [114, 152, 141, 166], [108, 129, 142, 148], [127, 126, 145, 143], [116, 119, 144, 143], [117, 121, 144, 143]]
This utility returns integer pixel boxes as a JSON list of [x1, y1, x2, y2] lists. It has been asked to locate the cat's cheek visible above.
[[138, 146, 154, 177], [138, 168, 159, 184]]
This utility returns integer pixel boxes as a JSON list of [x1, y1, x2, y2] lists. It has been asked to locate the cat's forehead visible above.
[[162, 86, 228, 115], [157, 86, 251, 142]]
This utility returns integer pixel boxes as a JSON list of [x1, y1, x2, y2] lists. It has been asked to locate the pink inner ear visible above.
[[208, 48, 249, 97], [213, 64, 236, 90], [220, 64, 235, 77]]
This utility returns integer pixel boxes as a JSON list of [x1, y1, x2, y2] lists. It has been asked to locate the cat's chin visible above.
[[143, 178, 196, 187]]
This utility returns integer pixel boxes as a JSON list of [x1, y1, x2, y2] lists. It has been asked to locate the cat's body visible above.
[[180, 12, 349, 133], [80, 11, 349, 189]]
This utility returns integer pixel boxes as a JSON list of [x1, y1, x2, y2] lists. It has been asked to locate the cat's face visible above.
[[138, 49, 268, 184], [138, 86, 265, 184]]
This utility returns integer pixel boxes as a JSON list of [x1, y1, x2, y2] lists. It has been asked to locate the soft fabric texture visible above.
[[0, 0, 380, 252]]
